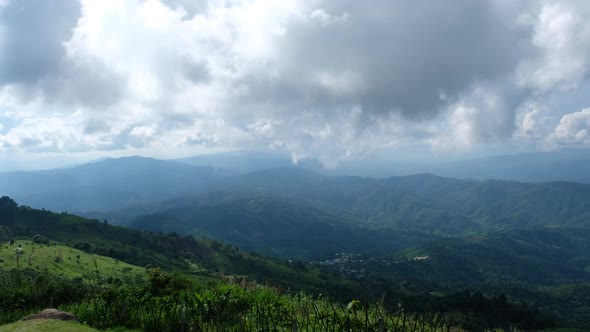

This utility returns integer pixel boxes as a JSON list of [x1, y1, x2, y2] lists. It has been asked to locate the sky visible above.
[[1, 0, 590, 171]]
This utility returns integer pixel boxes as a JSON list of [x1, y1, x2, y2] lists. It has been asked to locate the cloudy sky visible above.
[[1, 0, 590, 170]]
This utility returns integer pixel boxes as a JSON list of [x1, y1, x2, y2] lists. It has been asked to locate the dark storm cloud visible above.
[[0, 0, 80, 84], [0, 0, 124, 109], [234, 0, 534, 121]]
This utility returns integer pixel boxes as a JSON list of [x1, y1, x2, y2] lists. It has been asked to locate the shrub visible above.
[[32, 234, 50, 244]]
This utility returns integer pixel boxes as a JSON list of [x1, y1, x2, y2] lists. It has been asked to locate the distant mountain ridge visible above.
[[285, 148, 590, 182], [426, 156, 590, 183], [0, 156, 219, 212], [218, 168, 590, 233], [3, 156, 590, 237]]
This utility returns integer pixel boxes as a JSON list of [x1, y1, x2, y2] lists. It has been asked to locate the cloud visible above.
[[160, 0, 208, 17], [514, 102, 554, 143], [547, 108, 590, 147], [0, 0, 80, 84], [234, 0, 532, 120], [431, 81, 528, 151], [1, 0, 590, 166], [517, 1, 590, 91], [0, 0, 123, 109]]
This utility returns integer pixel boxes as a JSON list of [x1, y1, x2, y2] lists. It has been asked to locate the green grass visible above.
[[0, 319, 98, 332], [0, 240, 145, 282]]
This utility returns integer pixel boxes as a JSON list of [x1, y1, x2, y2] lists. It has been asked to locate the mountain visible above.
[[5, 149, 590, 216], [218, 168, 590, 233], [121, 168, 590, 263], [128, 193, 440, 260], [0, 156, 218, 212], [83, 168, 590, 263], [425, 150, 590, 183]]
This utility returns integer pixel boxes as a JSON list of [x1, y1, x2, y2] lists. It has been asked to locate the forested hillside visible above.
[[219, 168, 590, 233], [129, 194, 439, 260], [1, 196, 577, 330]]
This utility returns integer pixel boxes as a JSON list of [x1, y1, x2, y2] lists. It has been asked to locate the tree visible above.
[[0, 225, 12, 241], [0, 196, 17, 225], [32, 234, 50, 244]]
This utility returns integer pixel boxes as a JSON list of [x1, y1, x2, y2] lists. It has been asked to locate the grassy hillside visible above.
[[0, 241, 144, 281]]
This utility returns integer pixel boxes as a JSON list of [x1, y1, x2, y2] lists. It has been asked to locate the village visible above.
[[310, 253, 430, 279]]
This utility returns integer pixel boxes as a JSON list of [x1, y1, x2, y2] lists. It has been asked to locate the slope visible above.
[[128, 193, 439, 260], [0, 241, 144, 281], [0, 196, 358, 294]]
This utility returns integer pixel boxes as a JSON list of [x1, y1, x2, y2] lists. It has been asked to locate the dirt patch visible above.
[[22, 309, 79, 322]]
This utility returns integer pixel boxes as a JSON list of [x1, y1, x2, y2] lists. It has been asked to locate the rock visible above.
[[22, 308, 79, 322]]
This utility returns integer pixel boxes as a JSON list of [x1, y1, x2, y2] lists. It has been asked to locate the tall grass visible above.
[[62, 283, 454, 332], [1, 267, 518, 331]]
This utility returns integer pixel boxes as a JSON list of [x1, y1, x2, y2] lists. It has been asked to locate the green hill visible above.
[[0, 241, 144, 281], [129, 194, 439, 260]]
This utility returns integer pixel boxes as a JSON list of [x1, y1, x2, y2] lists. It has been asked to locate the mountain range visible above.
[[2, 152, 590, 328]]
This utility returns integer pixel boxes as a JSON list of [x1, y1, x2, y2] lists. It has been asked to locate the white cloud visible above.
[[312, 70, 366, 97], [547, 108, 590, 147], [517, 1, 590, 91], [513, 102, 555, 144], [430, 84, 517, 151], [309, 8, 349, 27], [521, 108, 542, 136], [2, 0, 590, 167]]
